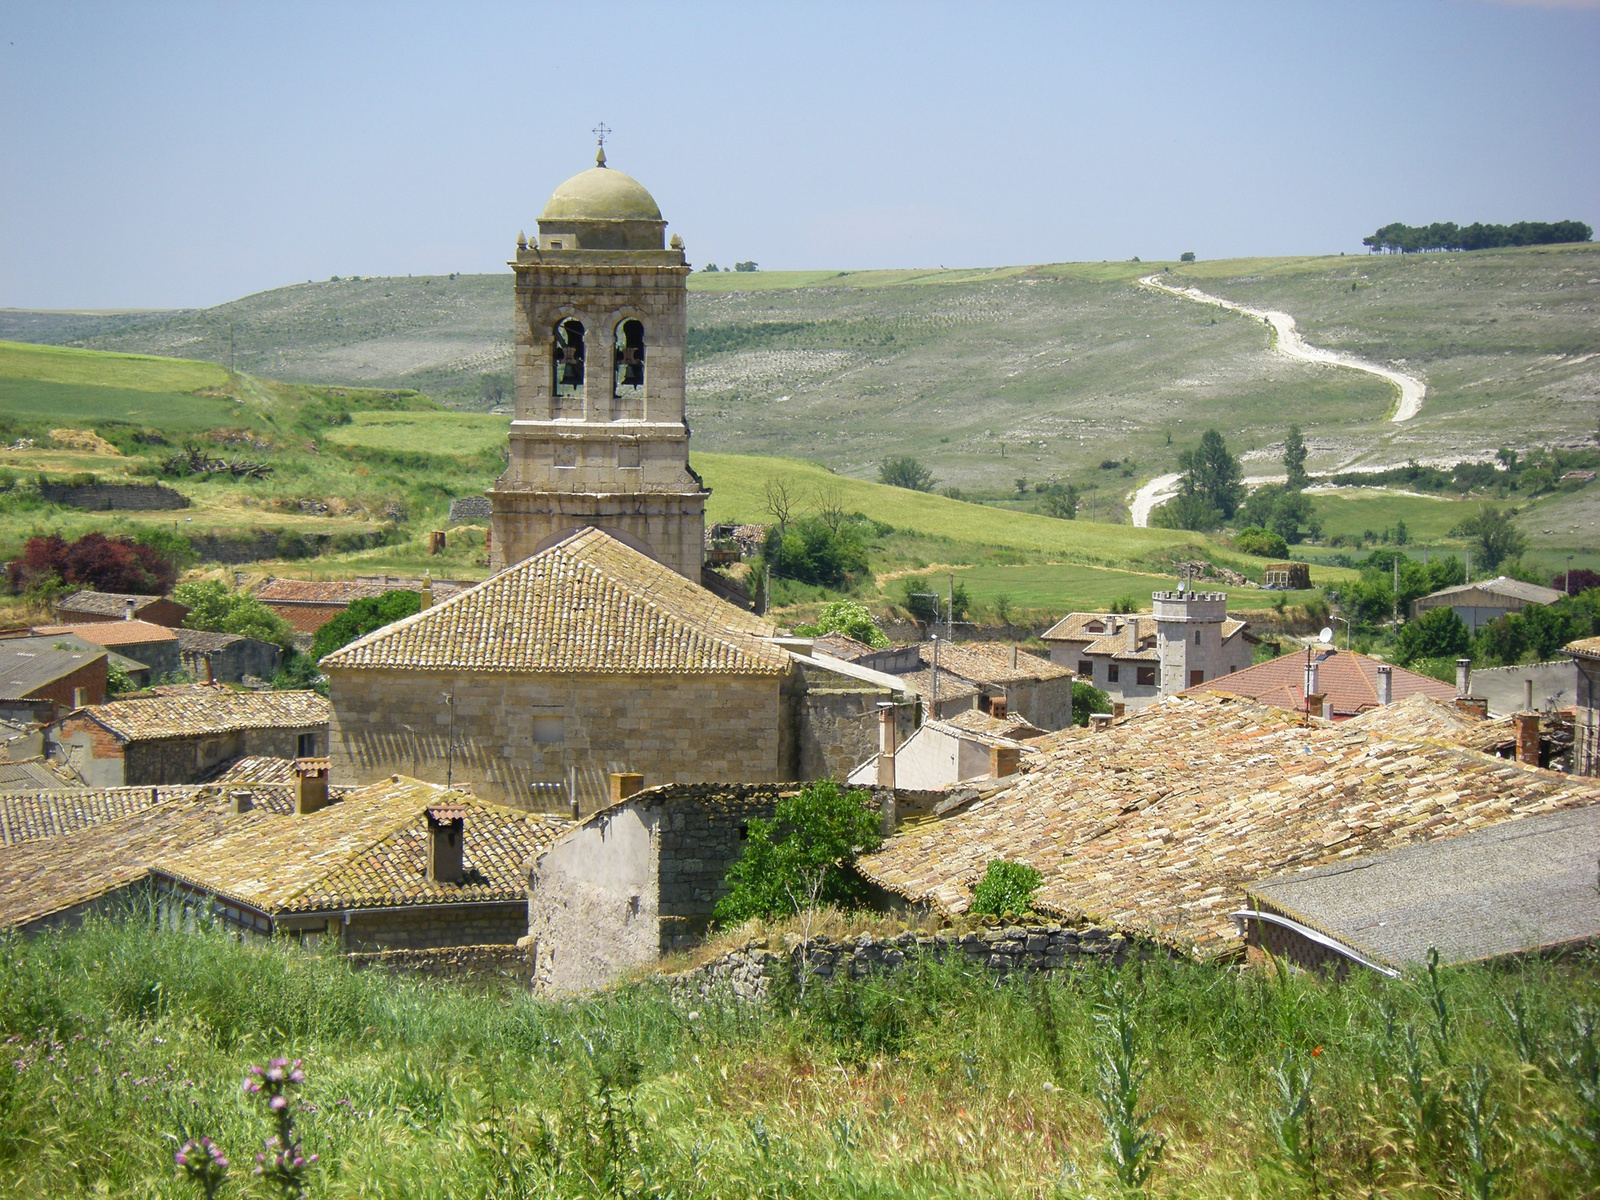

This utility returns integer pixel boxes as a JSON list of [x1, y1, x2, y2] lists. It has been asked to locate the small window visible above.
[[1190, 669, 1205, 687], [614, 319, 644, 393], [553, 319, 585, 396], [1136, 666, 1157, 687], [296, 733, 316, 758], [1107, 664, 1120, 684], [1194, 629, 1201, 645], [531, 715, 564, 743], [1077, 660, 1093, 678], [738, 822, 749, 842]]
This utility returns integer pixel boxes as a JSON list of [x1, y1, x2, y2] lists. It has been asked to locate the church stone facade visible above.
[[489, 146, 708, 580]]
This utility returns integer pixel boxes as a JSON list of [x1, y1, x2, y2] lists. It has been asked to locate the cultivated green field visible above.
[[319, 409, 511, 457]]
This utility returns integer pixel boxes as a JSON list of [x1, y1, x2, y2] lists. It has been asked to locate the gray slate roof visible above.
[[55, 592, 183, 619], [0, 637, 106, 700], [1245, 804, 1600, 969]]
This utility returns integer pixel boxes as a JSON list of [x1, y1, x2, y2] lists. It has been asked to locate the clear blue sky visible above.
[[3, 1, 1597, 310]]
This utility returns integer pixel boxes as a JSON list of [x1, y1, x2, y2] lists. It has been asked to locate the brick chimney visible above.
[[1111, 701, 1125, 719], [990, 743, 1021, 778], [1455, 658, 1472, 699], [1376, 664, 1392, 706], [1512, 712, 1540, 766], [228, 789, 253, 814], [1456, 696, 1489, 719], [988, 694, 1008, 719], [1306, 692, 1327, 720], [876, 704, 897, 789], [608, 772, 644, 804], [425, 804, 465, 883], [293, 757, 330, 815]]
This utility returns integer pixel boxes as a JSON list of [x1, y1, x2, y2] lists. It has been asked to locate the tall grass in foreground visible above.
[[0, 913, 1595, 1198]]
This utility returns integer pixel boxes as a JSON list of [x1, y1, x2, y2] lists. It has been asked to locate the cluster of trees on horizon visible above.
[[1362, 219, 1591, 254]]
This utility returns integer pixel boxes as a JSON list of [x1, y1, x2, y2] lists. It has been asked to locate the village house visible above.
[[321, 527, 914, 811], [0, 635, 108, 725], [1041, 589, 1254, 712], [1411, 575, 1564, 632], [853, 692, 1600, 957], [173, 628, 283, 684], [1184, 646, 1456, 719], [1567, 635, 1600, 776], [52, 591, 190, 628], [846, 707, 1043, 790], [829, 639, 1072, 728], [34, 619, 182, 680], [254, 578, 411, 635], [50, 686, 329, 787]]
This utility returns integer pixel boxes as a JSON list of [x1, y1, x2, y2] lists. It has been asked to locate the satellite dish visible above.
[[1319, 627, 1334, 644]]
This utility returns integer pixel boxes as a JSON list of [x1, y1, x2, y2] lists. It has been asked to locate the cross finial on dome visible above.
[[592, 121, 611, 167]]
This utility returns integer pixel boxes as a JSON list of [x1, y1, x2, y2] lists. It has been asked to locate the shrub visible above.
[[1109, 595, 1140, 615], [105, 659, 135, 696], [1073, 679, 1112, 726], [1234, 527, 1289, 558], [1396, 606, 1471, 666], [1151, 493, 1223, 532], [764, 518, 869, 588], [712, 780, 883, 924], [6, 532, 177, 595], [792, 599, 889, 649], [174, 579, 296, 650], [1475, 614, 1528, 666], [969, 860, 1042, 916], [878, 455, 936, 492], [1452, 505, 1527, 573], [310, 590, 421, 661]]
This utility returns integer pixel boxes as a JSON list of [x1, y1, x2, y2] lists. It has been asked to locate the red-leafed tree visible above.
[[6, 532, 177, 595]]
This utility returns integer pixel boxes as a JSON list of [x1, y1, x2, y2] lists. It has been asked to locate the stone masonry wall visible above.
[[671, 921, 1144, 1004], [796, 680, 916, 781], [346, 942, 534, 985], [38, 481, 189, 511], [328, 668, 784, 811], [342, 905, 528, 952]]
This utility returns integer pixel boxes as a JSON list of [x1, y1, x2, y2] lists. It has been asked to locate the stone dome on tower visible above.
[[535, 144, 667, 251]]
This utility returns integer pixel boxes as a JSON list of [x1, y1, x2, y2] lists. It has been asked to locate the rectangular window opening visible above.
[[1107, 664, 1120, 684]]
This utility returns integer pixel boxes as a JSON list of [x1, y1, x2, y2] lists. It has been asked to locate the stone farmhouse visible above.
[[817, 637, 1072, 728], [846, 708, 1043, 790], [855, 692, 1600, 957], [34, 619, 182, 680], [172, 628, 283, 684], [1412, 575, 1564, 632], [52, 591, 190, 628], [0, 635, 108, 724], [1041, 589, 1254, 712], [1185, 646, 1455, 719], [1568, 635, 1600, 776], [321, 527, 914, 811], [50, 686, 329, 787]]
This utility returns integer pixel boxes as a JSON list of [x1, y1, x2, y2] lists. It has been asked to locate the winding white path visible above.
[[1128, 274, 1430, 527]]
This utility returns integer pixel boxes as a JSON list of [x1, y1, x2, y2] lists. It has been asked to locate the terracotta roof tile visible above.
[[1566, 636, 1600, 661], [914, 641, 1072, 686], [256, 579, 400, 605], [895, 668, 981, 702], [1185, 649, 1455, 718], [33, 620, 179, 647], [75, 688, 329, 742], [320, 528, 788, 676], [856, 693, 1600, 954], [0, 784, 301, 848], [204, 756, 300, 785]]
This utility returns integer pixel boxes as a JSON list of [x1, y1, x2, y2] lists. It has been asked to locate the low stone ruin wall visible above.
[[39, 481, 190, 511], [670, 921, 1145, 1004], [345, 943, 534, 986]]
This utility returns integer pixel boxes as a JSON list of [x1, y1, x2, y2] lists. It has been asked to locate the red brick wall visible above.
[[263, 602, 346, 634], [58, 714, 125, 761], [28, 657, 109, 710]]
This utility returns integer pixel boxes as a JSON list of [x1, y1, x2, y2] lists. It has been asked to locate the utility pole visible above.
[[1392, 554, 1399, 625], [1567, 555, 1575, 595], [228, 323, 234, 376], [441, 692, 456, 789]]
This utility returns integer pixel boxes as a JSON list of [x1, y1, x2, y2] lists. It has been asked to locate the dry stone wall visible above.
[[346, 943, 534, 985], [672, 920, 1145, 1003]]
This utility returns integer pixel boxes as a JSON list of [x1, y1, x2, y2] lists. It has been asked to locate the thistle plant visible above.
[[175, 1137, 229, 1200], [243, 1057, 318, 1198], [1092, 980, 1165, 1192], [1451, 1065, 1505, 1200], [1267, 1050, 1323, 1198]]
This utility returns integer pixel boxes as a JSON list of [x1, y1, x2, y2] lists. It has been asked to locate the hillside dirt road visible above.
[[1129, 274, 1430, 527]]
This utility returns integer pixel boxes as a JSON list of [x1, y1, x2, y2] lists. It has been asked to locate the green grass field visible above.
[[0, 339, 229, 393], [320, 409, 511, 457]]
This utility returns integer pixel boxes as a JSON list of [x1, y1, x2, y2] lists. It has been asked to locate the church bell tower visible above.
[[489, 131, 707, 578]]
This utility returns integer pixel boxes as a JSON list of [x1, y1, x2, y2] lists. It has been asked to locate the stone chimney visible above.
[[123, 597, 135, 621], [72, 686, 88, 709], [1007, 644, 1019, 669], [293, 757, 330, 815], [419, 571, 434, 610], [990, 743, 1021, 778], [1455, 658, 1472, 699], [1111, 701, 1125, 719], [228, 789, 253, 814], [608, 772, 644, 804], [1512, 713, 1540, 766], [876, 705, 897, 789], [1126, 619, 1139, 652], [1306, 692, 1327, 720], [1376, 664, 1392, 706], [425, 804, 465, 883], [201, 655, 214, 686]]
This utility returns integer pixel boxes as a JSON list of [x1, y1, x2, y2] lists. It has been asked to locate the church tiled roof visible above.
[[320, 528, 789, 676]]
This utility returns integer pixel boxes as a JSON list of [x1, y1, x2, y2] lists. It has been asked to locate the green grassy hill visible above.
[[6, 245, 1596, 508]]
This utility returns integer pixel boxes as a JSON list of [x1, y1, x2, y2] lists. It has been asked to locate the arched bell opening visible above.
[[553, 319, 585, 399], [613, 319, 644, 397]]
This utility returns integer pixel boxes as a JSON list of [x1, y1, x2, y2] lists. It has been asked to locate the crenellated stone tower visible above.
[[488, 139, 707, 578]]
